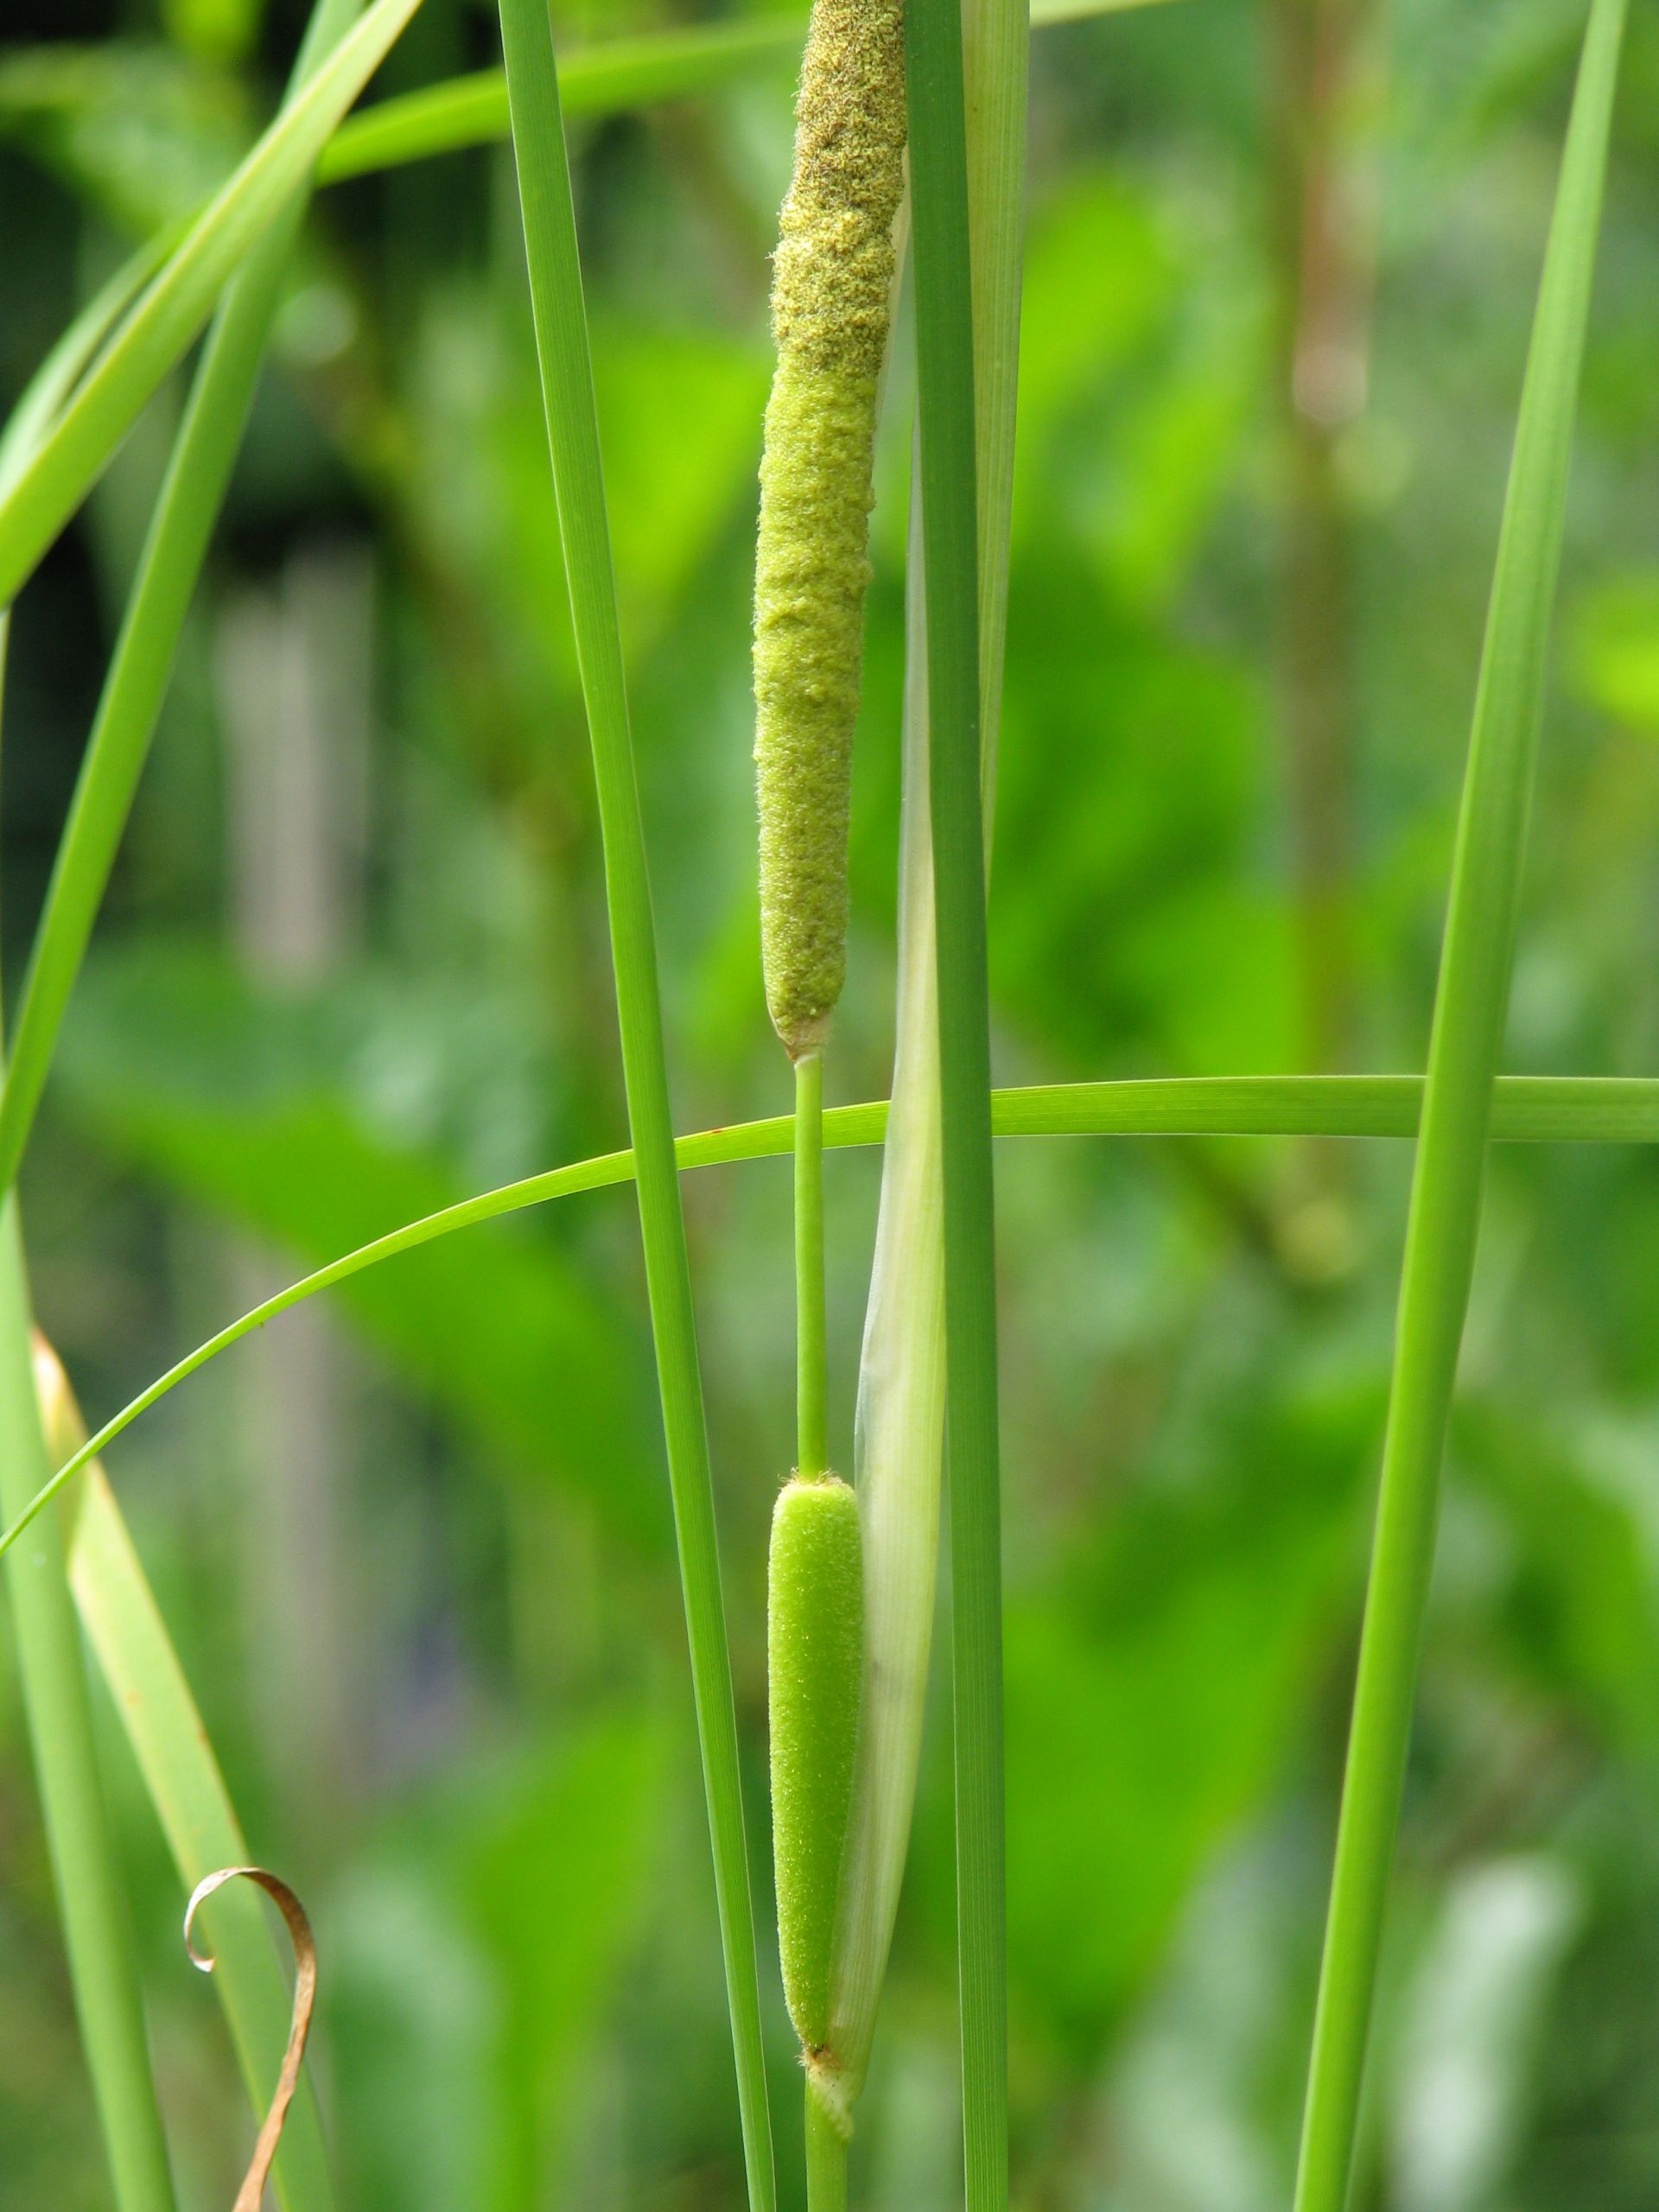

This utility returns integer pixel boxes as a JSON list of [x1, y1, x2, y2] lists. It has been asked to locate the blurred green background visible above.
[[3, 0, 1659, 2204]]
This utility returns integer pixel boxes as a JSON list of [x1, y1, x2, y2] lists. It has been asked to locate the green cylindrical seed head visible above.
[[767, 1472, 864, 2056], [753, 0, 906, 1059]]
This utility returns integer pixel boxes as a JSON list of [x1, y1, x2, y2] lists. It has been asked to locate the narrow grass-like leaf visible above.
[[493, 5, 775, 2206], [0, 148, 346, 2177], [1292, 6, 1628, 2208], [0, 542, 174, 2212], [36, 1347, 337, 2212], [962, 0, 1029, 785], [4, 1070, 1658, 1564], [1030, 0, 1178, 15], [321, 16, 800, 182], [315, 0, 1176, 188], [830, 0, 1029, 2120], [0, 0, 423, 611], [0, 0, 1181, 374], [906, 0, 1008, 2201], [0, 237, 177, 501], [0, 1205, 175, 2212], [0, 0, 363, 1207]]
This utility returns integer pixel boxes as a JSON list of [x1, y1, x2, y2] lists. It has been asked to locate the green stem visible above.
[[795, 1049, 828, 1478], [906, 0, 1007, 2204], [0, 1203, 176, 2212], [493, 5, 774, 2207], [1291, 5, 1626, 2208], [804, 2082, 848, 2212]]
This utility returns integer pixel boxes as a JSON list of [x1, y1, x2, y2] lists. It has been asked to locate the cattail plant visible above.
[[753, 1, 906, 2203], [0, 3, 1638, 2209]]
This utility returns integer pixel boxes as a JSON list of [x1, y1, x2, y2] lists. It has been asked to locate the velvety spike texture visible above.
[[753, 0, 906, 1058], [767, 1474, 864, 2066]]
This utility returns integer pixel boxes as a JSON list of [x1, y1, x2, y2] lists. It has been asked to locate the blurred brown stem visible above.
[[1270, 0, 1376, 1084], [217, 542, 373, 1818]]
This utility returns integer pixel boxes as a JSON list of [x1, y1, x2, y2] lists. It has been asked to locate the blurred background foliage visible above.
[[3, 0, 1659, 2204]]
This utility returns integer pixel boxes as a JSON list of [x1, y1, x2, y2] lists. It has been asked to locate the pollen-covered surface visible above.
[[754, 0, 906, 1058], [767, 1472, 865, 2056]]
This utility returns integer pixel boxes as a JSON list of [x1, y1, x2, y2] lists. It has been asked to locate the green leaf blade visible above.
[[1291, 5, 1630, 2208], [0, 1212, 177, 2212], [313, 0, 1179, 189], [0, 0, 423, 609], [492, 6, 777, 2207], [906, 0, 1011, 2202], [0, 0, 364, 1210]]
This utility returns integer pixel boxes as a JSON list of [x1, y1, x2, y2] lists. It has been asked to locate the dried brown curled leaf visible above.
[[184, 1866, 317, 2212]]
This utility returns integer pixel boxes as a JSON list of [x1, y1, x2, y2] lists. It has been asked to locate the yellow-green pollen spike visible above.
[[767, 1472, 864, 2077], [753, 0, 907, 1059]]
